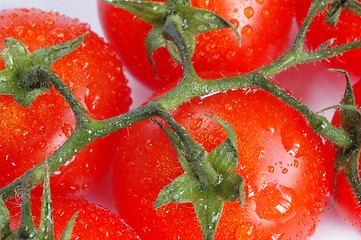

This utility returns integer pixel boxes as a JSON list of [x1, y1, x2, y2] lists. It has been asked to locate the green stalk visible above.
[[0, 0, 359, 203]]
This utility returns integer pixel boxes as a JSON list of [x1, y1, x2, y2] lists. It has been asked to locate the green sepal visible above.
[[0, 35, 85, 107], [332, 69, 361, 204], [217, 172, 244, 203], [32, 34, 86, 67], [325, 1, 343, 26], [0, 197, 12, 239], [177, 6, 240, 43], [154, 111, 247, 239], [337, 70, 361, 141], [17, 173, 37, 239], [38, 162, 55, 240], [60, 212, 78, 240], [102, 0, 168, 25], [146, 27, 168, 76], [154, 173, 201, 209], [103, 0, 240, 72], [193, 193, 223, 240], [153, 119, 192, 173], [208, 115, 238, 173]]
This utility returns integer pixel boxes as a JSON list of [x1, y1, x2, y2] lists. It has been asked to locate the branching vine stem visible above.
[[0, 0, 358, 201]]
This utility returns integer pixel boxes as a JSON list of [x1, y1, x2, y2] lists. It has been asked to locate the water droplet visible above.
[[190, 118, 203, 130], [144, 139, 154, 153], [255, 184, 297, 223], [45, 19, 54, 25], [229, 18, 240, 29], [262, 9, 270, 17], [61, 123, 73, 138], [9, 13, 18, 18], [282, 168, 288, 174], [85, 82, 104, 113], [224, 103, 233, 111], [13, 128, 28, 139], [304, 210, 311, 218], [235, 222, 255, 239], [268, 166, 274, 173], [256, 0, 264, 4], [38, 141, 46, 149], [244, 6, 254, 19], [226, 51, 236, 60], [287, 142, 300, 157], [14, 26, 25, 37], [293, 159, 299, 168], [203, 12, 216, 20], [50, 28, 65, 38]]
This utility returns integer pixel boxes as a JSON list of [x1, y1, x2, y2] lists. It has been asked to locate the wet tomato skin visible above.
[[6, 198, 140, 239], [97, 0, 294, 90], [113, 86, 331, 239], [0, 8, 131, 196]]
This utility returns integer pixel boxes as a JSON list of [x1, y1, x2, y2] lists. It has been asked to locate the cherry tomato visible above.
[[331, 80, 361, 234], [112, 85, 331, 239], [0, 8, 131, 196], [295, 0, 361, 77], [6, 197, 140, 239], [97, 0, 294, 90]]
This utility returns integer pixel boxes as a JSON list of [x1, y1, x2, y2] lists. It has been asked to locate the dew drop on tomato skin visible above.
[[189, 117, 203, 130], [235, 222, 256, 239], [244, 6, 255, 19], [255, 183, 297, 224], [84, 82, 104, 113], [61, 123, 74, 138]]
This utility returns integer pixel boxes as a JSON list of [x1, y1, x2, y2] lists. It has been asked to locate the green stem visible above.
[[0, 0, 359, 201], [38, 66, 89, 124], [253, 75, 353, 148], [345, 0, 361, 16], [155, 108, 220, 186]]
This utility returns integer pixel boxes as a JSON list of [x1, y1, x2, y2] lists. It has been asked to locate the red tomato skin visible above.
[[97, 0, 294, 90], [0, 8, 131, 196], [331, 80, 361, 233], [295, 0, 361, 77], [7, 198, 140, 239], [113, 87, 331, 239]]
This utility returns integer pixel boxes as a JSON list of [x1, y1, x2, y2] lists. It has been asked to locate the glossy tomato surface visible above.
[[0, 8, 131, 196], [113, 86, 331, 239], [331, 80, 361, 233], [7, 197, 140, 239], [295, 0, 361, 77], [98, 0, 294, 90]]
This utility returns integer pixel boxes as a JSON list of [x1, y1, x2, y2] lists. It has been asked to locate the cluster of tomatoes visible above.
[[1, 0, 361, 239]]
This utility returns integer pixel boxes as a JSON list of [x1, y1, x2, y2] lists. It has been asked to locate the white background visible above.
[[1, 1, 360, 239]]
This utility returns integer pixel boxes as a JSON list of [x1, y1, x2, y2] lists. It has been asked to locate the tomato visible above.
[[331, 80, 361, 233], [97, 0, 294, 90], [295, 0, 361, 77], [6, 197, 140, 239], [112, 85, 331, 239], [0, 8, 131, 196]]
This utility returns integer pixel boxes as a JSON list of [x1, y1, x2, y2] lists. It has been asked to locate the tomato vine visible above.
[[1, 0, 361, 239]]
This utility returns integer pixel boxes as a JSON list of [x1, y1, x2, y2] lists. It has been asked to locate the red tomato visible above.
[[295, 0, 361, 77], [331, 80, 361, 233], [113, 85, 331, 239], [97, 0, 294, 90], [0, 8, 131, 196], [6, 197, 140, 239]]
